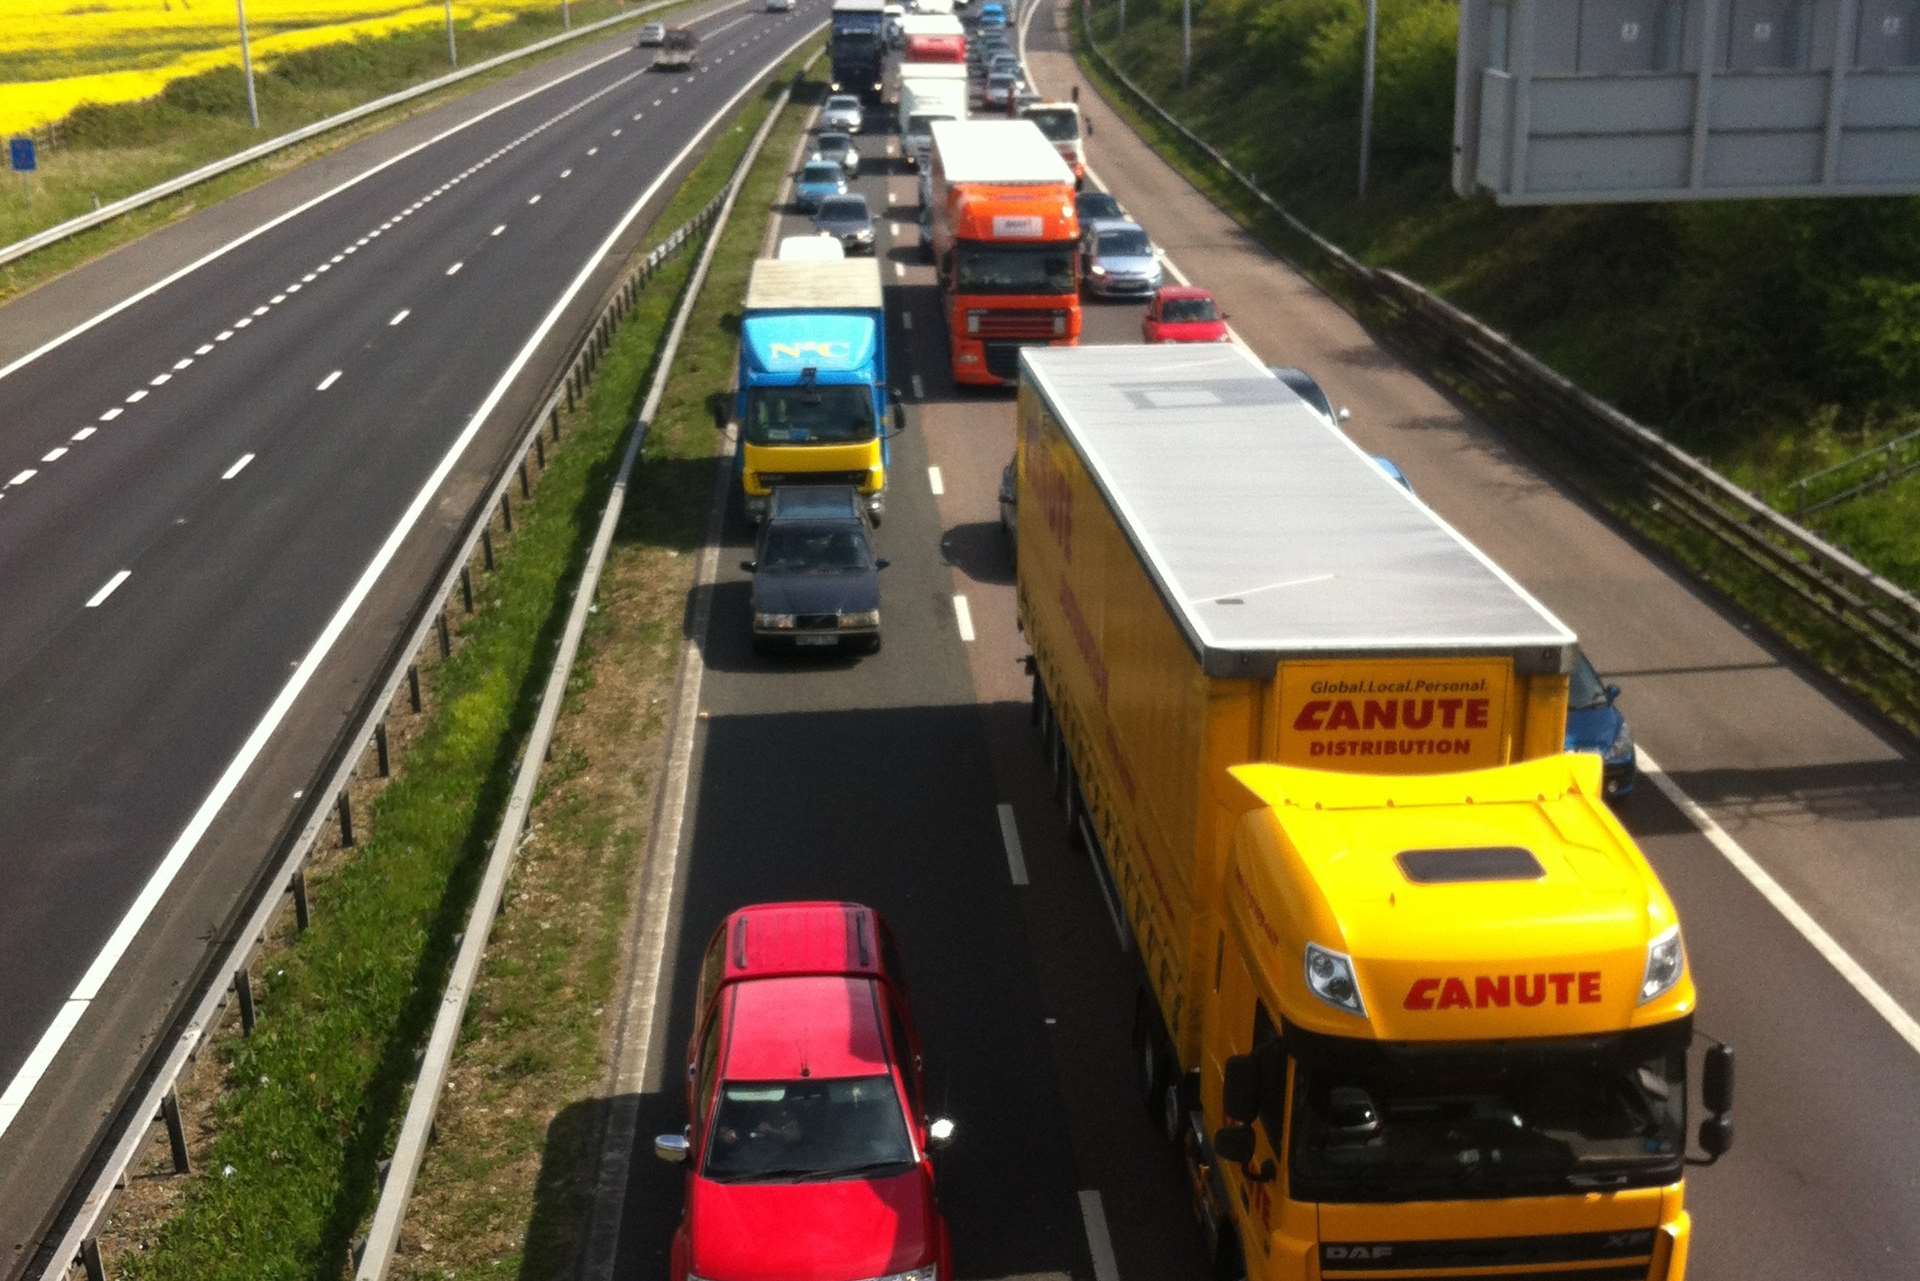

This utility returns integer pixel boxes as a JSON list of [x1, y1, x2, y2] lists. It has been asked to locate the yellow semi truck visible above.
[[1013, 345, 1733, 1281]]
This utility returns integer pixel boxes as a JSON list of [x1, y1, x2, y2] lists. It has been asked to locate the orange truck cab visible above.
[[927, 119, 1080, 386]]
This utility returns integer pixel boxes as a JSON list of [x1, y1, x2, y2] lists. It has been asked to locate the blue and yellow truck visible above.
[[736, 257, 896, 523]]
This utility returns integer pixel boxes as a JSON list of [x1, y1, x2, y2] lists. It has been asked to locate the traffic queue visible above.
[[651, 3, 1713, 1280]]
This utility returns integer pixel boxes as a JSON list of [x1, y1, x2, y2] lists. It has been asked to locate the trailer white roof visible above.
[[1019, 344, 1576, 675], [931, 120, 1073, 185], [900, 13, 964, 33], [901, 64, 970, 85], [833, 0, 885, 11], [746, 257, 883, 311]]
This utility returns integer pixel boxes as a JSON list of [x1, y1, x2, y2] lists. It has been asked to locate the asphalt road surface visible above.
[[0, 4, 830, 1270], [614, 3, 1920, 1278]]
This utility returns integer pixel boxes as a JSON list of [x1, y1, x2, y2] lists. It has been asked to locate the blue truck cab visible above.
[[976, 2, 1007, 28], [736, 257, 896, 523]]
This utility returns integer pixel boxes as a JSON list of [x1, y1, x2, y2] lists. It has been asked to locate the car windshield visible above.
[[1024, 108, 1079, 141], [1096, 228, 1150, 257], [801, 164, 843, 185], [1076, 193, 1122, 220], [954, 243, 1076, 295], [826, 95, 862, 112], [1289, 1023, 1688, 1203], [1570, 652, 1611, 708], [989, 73, 1014, 86], [816, 134, 851, 154], [758, 524, 877, 574], [818, 197, 869, 222], [746, 386, 876, 445], [1161, 297, 1217, 323]]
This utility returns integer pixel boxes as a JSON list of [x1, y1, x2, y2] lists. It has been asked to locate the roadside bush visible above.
[[158, 65, 255, 116]]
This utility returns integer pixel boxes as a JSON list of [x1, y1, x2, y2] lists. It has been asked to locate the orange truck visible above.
[[926, 119, 1079, 386], [1013, 343, 1734, 1281]]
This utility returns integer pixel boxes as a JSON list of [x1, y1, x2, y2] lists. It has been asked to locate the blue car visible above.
[[977, 1, 1006, 27], [1566, 649, 1636, 796], [793, 161, 848, 212]]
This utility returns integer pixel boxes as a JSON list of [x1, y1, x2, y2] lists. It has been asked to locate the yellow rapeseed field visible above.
[[0, 0, 572, 131]]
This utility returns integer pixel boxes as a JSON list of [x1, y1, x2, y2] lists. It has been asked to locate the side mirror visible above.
[[1336, 406, 1353, 423], [654, 1133, 691, 1164], [875, 558, 891, 570], [1702, 1043, 1734, 1116], [1221, 1054, 1259, 1124], [740, 559, 757, 573], [926, 1116, 956, 1151], [1605, 684, 1622, 704], [1212, 1124, 1255, 1165], [1697, 1112, 1733, 1160]]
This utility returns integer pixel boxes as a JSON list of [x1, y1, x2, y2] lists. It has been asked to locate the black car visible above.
[[1074, 189, 1126, 223], [813, 194, 877, 255], [744, 487, 887, 654]]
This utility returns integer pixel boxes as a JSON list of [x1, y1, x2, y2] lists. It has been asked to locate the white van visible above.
[[776, 234, 847, 261]]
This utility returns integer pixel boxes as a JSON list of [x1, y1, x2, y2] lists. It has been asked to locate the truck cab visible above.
[[1021, 101, 1085, 184]]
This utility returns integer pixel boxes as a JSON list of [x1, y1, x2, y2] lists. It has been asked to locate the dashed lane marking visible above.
[[85, 570, 130, 608], [390, 309, 411, 326], [99, 408, 122, 421], [927, 465, 943, 494], [41, 448, 66, 463], [911, 373, 925, 400], [8, 469, 35, 485], [222, 453, 255, 480], [316, 369, 342, 391], [446, 261, 464, 276], [528, 193, 542, 205], [72, 427, 95, 441], [952, 593, 975, 642], [1079, 1191, 1121, 1281], [998, 804, 1029, 886]]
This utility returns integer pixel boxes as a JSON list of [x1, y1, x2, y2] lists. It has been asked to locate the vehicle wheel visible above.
[[870, 510, 883, 527], [1132, 997, 1164, 1114], [1162, 1076, 1187, 1147]]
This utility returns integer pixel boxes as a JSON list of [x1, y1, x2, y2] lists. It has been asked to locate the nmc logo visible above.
[[770, 340, 851, 361]]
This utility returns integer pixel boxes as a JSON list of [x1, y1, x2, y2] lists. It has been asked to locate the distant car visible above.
[[977, 1, 1007, 27], [988, 52, 1021, 78], [1566, 649, 1636, 795], [743, 488, 887, 653], [794, 160, 849, 211], [766, 0, 795, 10], [777, 233, 846, 261], [1080, 217, 1162, 298], [1268, 366, 1351, 427], [1074, 189, 1126, 223], [814, 194, 877, 255], [1372, 456, 1413, 491], [636, 21, 665, 45], [820, 93, 866, 133], [1142, 286, 1230, 343], [982, 72, 1017, 108], [653, 27, 698, 69], [655, 902, 954, 1281], [999, 456, 1017, 548], [810, 130, 861, 176]]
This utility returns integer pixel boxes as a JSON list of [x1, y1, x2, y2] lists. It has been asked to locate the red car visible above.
[[1141, 285, 1230, 343], [656, 902, 955, 1281]]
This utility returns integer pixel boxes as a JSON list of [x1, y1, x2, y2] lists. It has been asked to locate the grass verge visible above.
[[0, 0, 704, 305], [89, 42, 820, 1281], [1068, 12, 1920, 734]]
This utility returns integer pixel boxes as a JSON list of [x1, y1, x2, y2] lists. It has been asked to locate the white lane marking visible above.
[[1079, 1191, 1121, 1281], [911, 373, 925, 400], [285, 283, 301, 293], [252, 305, 270, 316], [491, 224, 507, 236], [446, 261, 464, 276], [173, 357, 193, 370], [271, 292, 287, 303], [0, 18, 819, 1141], [234, 317, 253, 328], [72, 427, 96, 441], [85, 569, 130, 607], [588, 146, 600, 156], [952, 593, 976, 642], [149, 373, 170, 386], [195, 343, 214, 355], [8, 469, 35, 485], [390, 308, 411, 326], [653, 97, 662, 106], [632, 112, 643, 120], [1640, 749, 1920, 1056], [215, 330, 235, 341], [893, 261, 905, 278], [998, 803, 1029, 886], [901, 311, 913, 330], [528, 193, 542, 205], [561, 168, 574, 178], [99, 408, 122, 421], [611, 128, 622, 137], [316, 369, 342, 391], [301, 274, 316, 284], [125, 389, 148, 403], [927, 465, 943, 495], [330, 254, 344, 264], [671, 86, 680, 94], [344, 245, 358, 254], [42, 447, 67, 463], [222, 453, 255, 480]]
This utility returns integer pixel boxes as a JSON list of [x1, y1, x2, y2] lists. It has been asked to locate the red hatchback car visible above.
[[655, 902, 955, 1281], [1140, 285, 1230, 343]]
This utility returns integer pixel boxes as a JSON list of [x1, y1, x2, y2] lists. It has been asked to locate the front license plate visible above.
[[794, 635, 839, 647]]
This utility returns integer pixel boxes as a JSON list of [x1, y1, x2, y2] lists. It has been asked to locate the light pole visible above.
[[563, 0, 572, 31], [445, 0, 458, 65], [235, 0, 260, 129], [1181, 0, 1191, 88], [1357, 0, 1377, 196]]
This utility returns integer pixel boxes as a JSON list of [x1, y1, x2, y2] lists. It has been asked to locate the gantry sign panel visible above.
[[1453, 0, 1920, 203]]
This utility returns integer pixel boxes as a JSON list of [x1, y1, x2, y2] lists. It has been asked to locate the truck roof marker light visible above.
[[1640, 925, 1684, 1004], [1305, 943, 1365, 1016]]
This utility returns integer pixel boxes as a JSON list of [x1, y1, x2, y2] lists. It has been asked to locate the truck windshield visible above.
[[704, 1076, 912, 1182], [746, 386, 877, 445], [954, 243, 1075, 295], [1288, 1022, 1688, 1203], [1024, 108, 1079, 141]]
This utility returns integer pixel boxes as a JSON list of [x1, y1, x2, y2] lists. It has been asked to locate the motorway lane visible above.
[[0, 5, 828, 1267], [1012, 3, 1920, 1276]]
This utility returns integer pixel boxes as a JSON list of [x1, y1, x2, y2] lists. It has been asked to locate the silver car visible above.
[[982, 72, 1017, 108], [811, 130, 861, 176], [820, 93, 865, 134], [1080, 218, 1163, 298], [635, 21, 665, 46]]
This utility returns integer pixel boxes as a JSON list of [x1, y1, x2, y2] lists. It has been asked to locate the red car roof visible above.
[[723, 975, 891, 1081], [1154, 285, 1214, 302], [723, 901, 886, 984]]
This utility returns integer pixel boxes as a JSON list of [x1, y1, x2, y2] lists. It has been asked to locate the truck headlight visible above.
[[966, 311, 982, 335], [1089, 264, 1107, 275], [1606, 719, 1634, 763], [857, 227, 874, 240], [1304, 942, 1365, 1016], [1639, 926, 1684, 1004], [754, 613, 797, 630], [840, 609, 881, 628], [1052, 312, 1067, 336]]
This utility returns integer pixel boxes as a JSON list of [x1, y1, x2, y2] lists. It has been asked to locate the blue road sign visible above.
[[9, 138, 35, 173]]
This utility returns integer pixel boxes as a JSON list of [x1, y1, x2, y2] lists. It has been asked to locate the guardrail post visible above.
[[482, 528, 495, 573], [160, 1088, 190, 1174], [81, 1238, 107, 1281], [437, 609, 452, 657], [519, 459, 531, 498], [550, 407, 561, 441], [337, 791, 355, 848], [461, 566, 475, 613], [235, 967, 257, 1036], [292, 869, 310, 930], [535, 435, 546, 470], [567, 379, 576, 413], [501, 493, 514, 533], [408, 663, 422, 712], [375, 722, 390, 778]]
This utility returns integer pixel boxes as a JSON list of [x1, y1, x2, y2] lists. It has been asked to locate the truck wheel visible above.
[[1132, 998, 1164, 1115]]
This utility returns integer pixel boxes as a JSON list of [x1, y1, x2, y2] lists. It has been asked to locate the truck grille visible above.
[[1319, 1229, 1655, 1279], [975, 310, 1064, 340], [795, 613, 842, 631], [755, 471, 870, 488]]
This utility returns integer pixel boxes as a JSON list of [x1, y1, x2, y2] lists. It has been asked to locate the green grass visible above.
[[103, 44, 819, 1281], [0, 0, 701, 304]]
